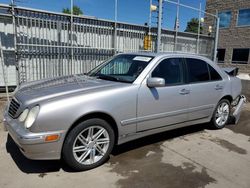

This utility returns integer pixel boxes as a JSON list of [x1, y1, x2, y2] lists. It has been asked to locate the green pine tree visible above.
[[185, 18, 203, 34], [62, 5, 83, 15]]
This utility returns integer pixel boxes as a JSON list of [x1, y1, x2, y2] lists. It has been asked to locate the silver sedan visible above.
[[3, 52, 245, 171]]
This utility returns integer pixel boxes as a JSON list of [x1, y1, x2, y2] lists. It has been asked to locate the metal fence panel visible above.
[[0, 4, 215, 86]]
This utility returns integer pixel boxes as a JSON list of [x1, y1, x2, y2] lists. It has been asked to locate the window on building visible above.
[[237, 9, 250, 26], [218, 11, 231, 28], [217, 49, 226, 63], [232, 49, 249, 64], [186, 58, 210, 83]]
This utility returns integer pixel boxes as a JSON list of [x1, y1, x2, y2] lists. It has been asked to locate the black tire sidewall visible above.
[[212, 99, 231, 129], [62, 118, 115, 171]]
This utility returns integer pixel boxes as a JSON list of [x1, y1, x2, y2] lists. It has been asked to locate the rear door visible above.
[[185, 58, 224, 121]]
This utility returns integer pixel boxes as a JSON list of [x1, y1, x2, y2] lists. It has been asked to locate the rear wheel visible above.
[[211, 99, 231, 129], [62, 118, 115, 171]]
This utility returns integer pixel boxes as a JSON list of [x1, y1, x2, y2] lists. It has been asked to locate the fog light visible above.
[[45, 134, 60, 142]]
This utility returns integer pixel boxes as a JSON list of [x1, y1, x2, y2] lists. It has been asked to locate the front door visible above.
[[137, 58, 190, 132]]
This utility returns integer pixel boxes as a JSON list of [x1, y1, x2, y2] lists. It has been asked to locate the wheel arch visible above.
[[220, 95, 233, 103], [64, 112, 119, 146]]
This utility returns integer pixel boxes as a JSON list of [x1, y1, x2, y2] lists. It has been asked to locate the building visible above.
[[205, 0, 250, 73]]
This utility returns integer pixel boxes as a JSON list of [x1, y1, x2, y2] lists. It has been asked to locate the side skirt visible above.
[[117, 117, 210, 145]]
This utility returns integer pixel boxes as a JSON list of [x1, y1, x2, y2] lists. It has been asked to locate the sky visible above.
[[0, 0, 206, 31]]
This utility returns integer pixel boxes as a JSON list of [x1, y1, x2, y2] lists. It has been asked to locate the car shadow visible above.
[[5, 135, 73, 173], [112, 123, 210, 156], [6, 123, 211, 174]]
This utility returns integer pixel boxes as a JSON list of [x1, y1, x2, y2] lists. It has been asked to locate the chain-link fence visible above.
[[0, 1, 217, 87]]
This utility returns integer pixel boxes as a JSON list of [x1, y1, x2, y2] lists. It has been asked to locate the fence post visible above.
[[113, 0, 118, 53], [213, 12, 220, 62], [148, 0, 152, 35], [156, 0, 163, 53], [196, 3, 202, 54], [11, 0, 19, 86], [71, 0, 74, 74], [174, 0, 180, 51]]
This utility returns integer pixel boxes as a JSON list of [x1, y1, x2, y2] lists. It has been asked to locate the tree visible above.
[[62, 5, 83, 15], [185, 18, 203, 34]]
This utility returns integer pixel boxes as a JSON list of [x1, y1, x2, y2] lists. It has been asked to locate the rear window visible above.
[[208, 64, 222, 81], [186, 58, 210, 83]]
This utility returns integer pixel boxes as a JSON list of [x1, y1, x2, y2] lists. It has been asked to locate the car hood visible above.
[[14, 75, 123, 105]]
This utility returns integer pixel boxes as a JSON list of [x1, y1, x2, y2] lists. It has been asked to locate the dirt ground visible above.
[[0, 98, 250, 188]]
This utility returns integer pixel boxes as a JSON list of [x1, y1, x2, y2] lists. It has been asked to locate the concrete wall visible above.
[[242, 79, 250, 100]]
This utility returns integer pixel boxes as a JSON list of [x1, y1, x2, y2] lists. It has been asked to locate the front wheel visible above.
[[211, 99, 231, 129], [62, 118, 115, 171]]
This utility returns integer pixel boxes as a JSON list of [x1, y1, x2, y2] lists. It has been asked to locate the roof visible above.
[[121, 51, 209, 59]]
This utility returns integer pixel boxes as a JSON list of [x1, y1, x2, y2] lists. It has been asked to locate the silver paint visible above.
[[3, 52, 243, 160]]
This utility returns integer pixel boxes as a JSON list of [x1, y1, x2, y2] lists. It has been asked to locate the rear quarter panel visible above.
[[230, 76, 242, 99]]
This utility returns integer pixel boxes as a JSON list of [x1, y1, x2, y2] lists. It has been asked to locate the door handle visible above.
[[179, 89, 190, 95], [215, 85, 223, 90]]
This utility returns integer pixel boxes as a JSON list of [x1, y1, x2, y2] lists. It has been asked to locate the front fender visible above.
[[30, 85, 139, 138]]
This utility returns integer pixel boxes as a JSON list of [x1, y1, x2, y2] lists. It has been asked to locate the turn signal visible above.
[[45, 134, 59, 142]]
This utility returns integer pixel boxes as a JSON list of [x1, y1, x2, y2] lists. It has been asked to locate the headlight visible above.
[[18, 108, 29, 122], [24, 106, 40, 129]]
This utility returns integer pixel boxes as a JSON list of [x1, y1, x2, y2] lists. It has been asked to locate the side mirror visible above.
[[147, 77, 165, 88]]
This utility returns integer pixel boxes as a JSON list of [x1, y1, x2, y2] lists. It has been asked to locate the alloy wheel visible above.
[[215, 102, 230, 127], [72, 126, 110, 165]]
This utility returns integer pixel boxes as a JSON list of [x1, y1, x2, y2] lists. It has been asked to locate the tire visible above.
[[211, 99, 231, 129], [62, 118, 115, 171]]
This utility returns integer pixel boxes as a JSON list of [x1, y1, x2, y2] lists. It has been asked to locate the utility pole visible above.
[[156, 0, 163, 53], [214, 11, 220, 62]]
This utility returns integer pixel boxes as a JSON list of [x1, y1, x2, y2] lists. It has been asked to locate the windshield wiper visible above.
[[97, 74, 119, 82], [97, 74, 131, 83]]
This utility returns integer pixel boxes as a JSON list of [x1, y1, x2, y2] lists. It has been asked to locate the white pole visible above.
[[196, 3, 202, 54], [71, 0, 74, 74], [214, 11, 220, 62], [174, 0, 180, 51], [114, 0, 118, 53], [11, 0, 18, 86], [149, 0, 152, 35], [157, 0, 163, 53]]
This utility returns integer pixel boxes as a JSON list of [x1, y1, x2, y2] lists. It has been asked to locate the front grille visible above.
[[8, 99, 20, 118]]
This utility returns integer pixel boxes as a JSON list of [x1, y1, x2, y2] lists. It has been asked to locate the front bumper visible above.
[[3, 111, 66, 160]]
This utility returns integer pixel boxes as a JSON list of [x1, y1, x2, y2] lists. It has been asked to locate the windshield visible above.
[[88, 54, 154, 83]]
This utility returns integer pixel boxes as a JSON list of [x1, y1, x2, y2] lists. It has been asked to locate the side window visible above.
[[208, 64, 222, 81], [152, 58, 183, 85], [186, 58, 209, 83]]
